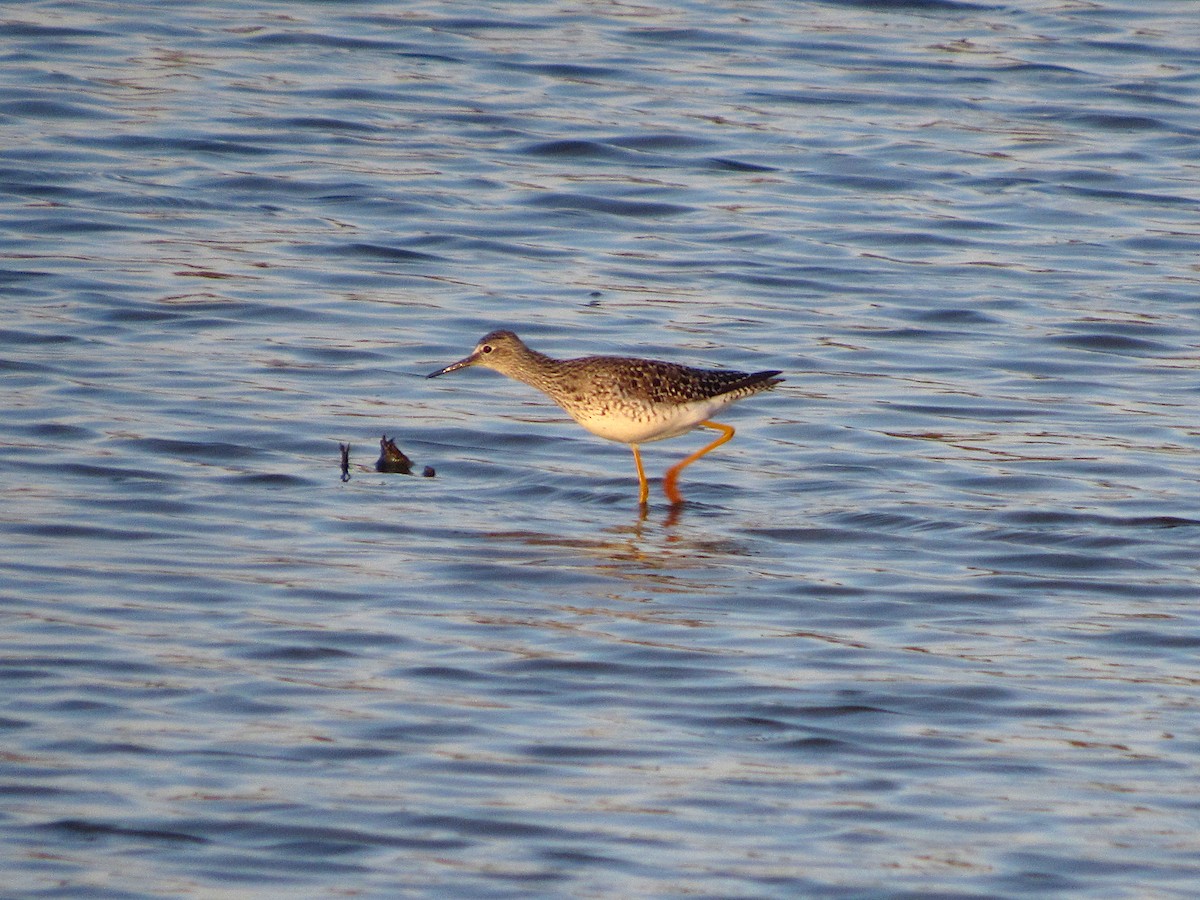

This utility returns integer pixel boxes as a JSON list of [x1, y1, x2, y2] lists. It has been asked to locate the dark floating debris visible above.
[[375, 434, 435, 478], [338, 436, 434, 479], [376, 434, 413, 474]]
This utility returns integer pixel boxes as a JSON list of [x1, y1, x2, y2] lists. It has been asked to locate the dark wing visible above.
[[597, 359, 782, 404]]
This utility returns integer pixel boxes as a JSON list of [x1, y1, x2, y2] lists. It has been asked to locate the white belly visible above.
[[570, 398, 723, 444]]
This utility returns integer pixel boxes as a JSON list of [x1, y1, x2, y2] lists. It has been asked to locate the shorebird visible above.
[[428, 330, 782, 504]]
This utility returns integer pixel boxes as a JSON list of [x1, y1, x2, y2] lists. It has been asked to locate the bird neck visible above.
[[496, 344, 563, 393]]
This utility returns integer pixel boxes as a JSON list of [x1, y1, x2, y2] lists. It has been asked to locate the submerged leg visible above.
[[662, 420, 736, 504], [631, 443, 649, 505]]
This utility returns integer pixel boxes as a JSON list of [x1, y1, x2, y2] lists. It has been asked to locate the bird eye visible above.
[[481, 345, 493, 354]]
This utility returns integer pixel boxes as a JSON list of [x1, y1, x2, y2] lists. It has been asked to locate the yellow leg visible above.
[[631, 443, 649, 505], [662, 420, 735, 504]]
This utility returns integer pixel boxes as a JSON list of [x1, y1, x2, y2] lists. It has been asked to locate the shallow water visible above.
[[2, 1, 1199, 896]]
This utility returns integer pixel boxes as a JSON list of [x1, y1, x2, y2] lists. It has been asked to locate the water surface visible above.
[[2, 1, 1199, 896]]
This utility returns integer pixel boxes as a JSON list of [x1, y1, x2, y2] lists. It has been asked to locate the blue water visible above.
[[3, 1, 1199, 896]]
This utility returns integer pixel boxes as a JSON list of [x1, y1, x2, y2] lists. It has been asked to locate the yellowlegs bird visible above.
[[428, 330, 782, 504]]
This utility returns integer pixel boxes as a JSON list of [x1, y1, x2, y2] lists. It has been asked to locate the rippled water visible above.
[[3, 1, 1199, 896]]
